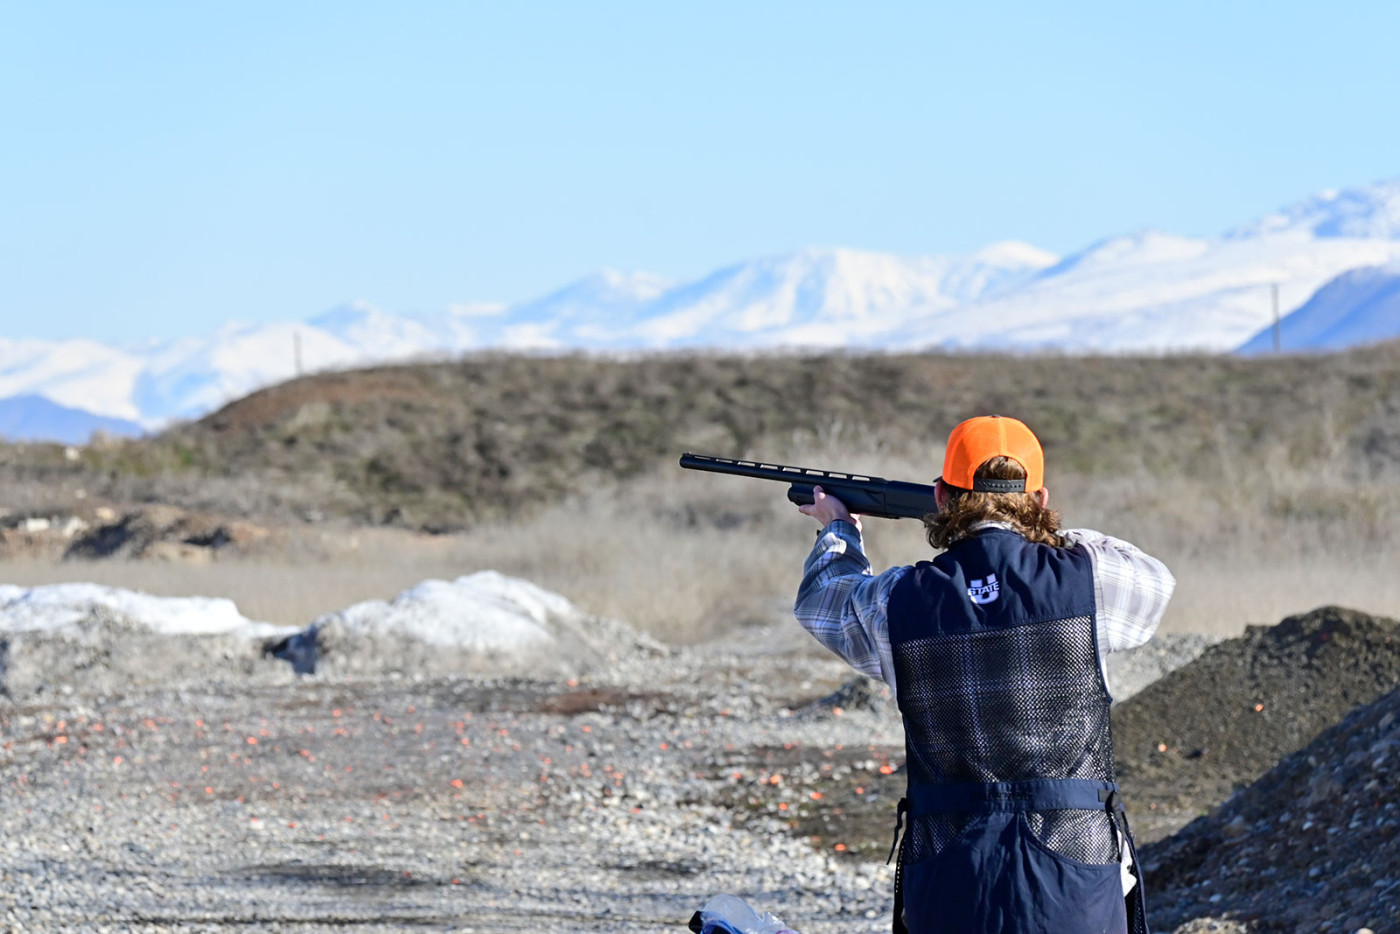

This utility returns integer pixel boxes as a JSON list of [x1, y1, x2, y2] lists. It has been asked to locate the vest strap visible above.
[[887, 797, 909, 864], [907, 777, 1119, 815]]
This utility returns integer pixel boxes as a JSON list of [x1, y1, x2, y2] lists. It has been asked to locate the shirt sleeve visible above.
[[794, 519, 906, 691], [1061, 528, 1176, 658]]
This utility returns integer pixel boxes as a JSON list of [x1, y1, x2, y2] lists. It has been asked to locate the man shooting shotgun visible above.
[[685, 416, 1175, 934]]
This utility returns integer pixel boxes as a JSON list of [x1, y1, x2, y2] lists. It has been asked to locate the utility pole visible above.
[[1271, 284, 1281, 353]]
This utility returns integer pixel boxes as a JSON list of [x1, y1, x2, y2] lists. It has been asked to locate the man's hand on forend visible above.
[[798, 484, 862, 531]]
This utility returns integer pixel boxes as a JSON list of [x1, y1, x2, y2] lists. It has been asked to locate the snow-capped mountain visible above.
[[1238, 261, 1400, 354], [481, 270, 675, 348], [6, 177, 1400, 442], [306, 301, 448, 357], [546, 244, 1060, 349], [662, 244, 1057, 347], [1228, 179, 1400, 240], [912, 226, 1400, 351], [0, 337, 148, 423]]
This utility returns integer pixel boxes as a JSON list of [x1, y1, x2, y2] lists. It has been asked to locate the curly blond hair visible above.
[[923, 456, 1066, 549]]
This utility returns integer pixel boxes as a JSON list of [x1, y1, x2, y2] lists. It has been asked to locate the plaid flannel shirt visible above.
[[794, 520, 1175, 698]]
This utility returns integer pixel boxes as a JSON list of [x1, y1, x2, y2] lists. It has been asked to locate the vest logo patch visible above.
[[968, 574, 1000, 605]]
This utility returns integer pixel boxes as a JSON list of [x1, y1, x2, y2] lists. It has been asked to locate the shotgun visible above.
[[679, 453, 939, 520]]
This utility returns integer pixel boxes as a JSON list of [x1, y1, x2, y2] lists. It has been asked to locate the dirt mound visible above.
[[63, 506, 269, 561], [1114, 606, 1400, 841], [0, 509, 97, 560], [1143, 682, 1400, 932]]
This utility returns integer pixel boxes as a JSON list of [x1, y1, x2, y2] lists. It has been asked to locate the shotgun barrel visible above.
[[679, 452, 939, 520]]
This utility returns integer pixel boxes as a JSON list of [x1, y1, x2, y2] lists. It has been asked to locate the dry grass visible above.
[[8, 436, 1400, 644]]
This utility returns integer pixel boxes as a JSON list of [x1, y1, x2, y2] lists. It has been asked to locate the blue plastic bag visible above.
[[690, 894, 799, 934]]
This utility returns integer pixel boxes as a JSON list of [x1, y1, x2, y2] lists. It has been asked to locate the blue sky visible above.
[[3, 1, 1399, 342]]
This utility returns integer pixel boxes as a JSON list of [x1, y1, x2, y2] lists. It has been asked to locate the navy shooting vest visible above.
[[886, 529, 1147, 934]]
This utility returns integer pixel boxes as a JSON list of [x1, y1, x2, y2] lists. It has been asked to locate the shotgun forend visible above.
[[678, 453, 940, 520]]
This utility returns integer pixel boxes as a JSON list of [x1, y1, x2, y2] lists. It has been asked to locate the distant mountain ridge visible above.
[[1228, 178, 1400, 240], [1238, 261, 1400, 354], [0, 394, 144, 444], [5, 177, 1400, 440]]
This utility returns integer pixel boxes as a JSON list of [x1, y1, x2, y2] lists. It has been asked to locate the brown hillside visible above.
[[4, 343, 1400, 530]]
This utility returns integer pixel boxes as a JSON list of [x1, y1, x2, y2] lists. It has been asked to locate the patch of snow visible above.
[[315, 570, 576, 652], [0, 583, 290, 638]]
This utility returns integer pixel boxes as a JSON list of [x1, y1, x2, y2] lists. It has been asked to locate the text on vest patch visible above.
[[968, 574, 1000, 605]]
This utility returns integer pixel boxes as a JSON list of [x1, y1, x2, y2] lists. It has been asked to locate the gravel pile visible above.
[[1144, 681, 1400, 932], [0, 606, 287, 699], [1113, 605, 1400, 843]]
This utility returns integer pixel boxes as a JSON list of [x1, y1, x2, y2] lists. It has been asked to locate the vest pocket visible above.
[[1015, 813, 1128, 933], [1021, 809, 1121, 866], [899, 812, 1127, 934]]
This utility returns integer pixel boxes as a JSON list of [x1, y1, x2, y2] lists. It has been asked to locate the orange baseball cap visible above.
[[940, 415, 1045, 493]]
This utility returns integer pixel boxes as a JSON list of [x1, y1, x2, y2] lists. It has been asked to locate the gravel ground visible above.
[[0, 629, 903, 933], [0, 611, 1336, 933]]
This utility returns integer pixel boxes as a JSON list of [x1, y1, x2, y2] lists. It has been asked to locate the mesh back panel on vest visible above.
[[889, 531, 1119, 865], [894, 616, 1114, 785]]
